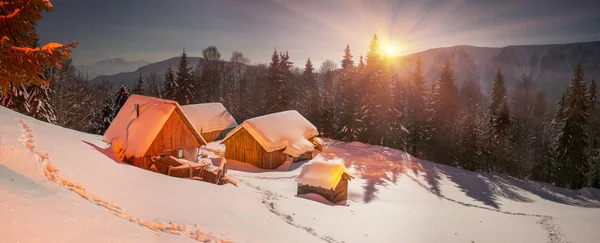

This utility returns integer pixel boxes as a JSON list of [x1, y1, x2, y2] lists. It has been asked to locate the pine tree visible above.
[[279, 51, 294, 110], [486, 70, 512, 173], [425, 61, 460, 164], [175, 50, 194, 105], [554, 63, 589, 189], [358, 55, 365, 71], [132, 72, 145, 95], [304, 58, 322, 132], [114, 85, 130, 115], [341, 44, 354, 69], [489, 70, 510, 136], [266, 49, 285, 113], [338, 45, 360, 141], [0, 0, 77, 91], [163, 66, 176, 100], [587, 79, 600, 187], [360, 34, 395, 145], [405, 56, 427, 156]]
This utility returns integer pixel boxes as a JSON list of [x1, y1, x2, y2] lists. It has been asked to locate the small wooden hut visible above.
[[296, 161, 354, 203], [221, 110, 322, 169], [103, 95, 207, 169], [181, 103, 238, 142]]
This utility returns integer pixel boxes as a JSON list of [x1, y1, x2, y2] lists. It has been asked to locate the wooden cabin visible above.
[[103, 95, 207, 170], [221, 110, 322, 169], [181, 103, 238, 142], [296, 161, 354, 203]]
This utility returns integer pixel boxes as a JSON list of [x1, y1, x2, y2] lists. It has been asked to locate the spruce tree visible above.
[[163, 66, 176, 100], [360, 34, 395, 145], [175, 50, 194, 105], [554, 64, 589, 189], [425, 61, 460, 164], [358, 55, 365, 71], [486, 70, 512, 173], [132, 72, 145, 95], [114, 85, 130, 115], [405, 56, 427, 156], [304, 58, 322, 132], [266, 49, 285, 113], [587, 79, 600, 187], [0, 0, 77, 91], [338, 45, 360, 141], [279, 51, 293, 110], [489, 70, 510, 136]]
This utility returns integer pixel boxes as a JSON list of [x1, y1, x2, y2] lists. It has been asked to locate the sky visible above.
[[37, 0, 600, 67]]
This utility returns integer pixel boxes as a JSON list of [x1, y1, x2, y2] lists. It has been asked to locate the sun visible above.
[[383, 44, 397, 57]]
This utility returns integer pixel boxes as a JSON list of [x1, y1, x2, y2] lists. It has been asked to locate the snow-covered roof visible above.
[[296, 161, 353, 190], [222, 110, 319, 157], [181, 103, 237, 133], [103, 95, 206, 158]]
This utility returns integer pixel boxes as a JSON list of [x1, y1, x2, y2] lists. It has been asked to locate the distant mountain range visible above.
[[87, 40, 600, 102], [75, 58, 150, 79], [394, 40, 600, 102], [88, 57, 204, 88]]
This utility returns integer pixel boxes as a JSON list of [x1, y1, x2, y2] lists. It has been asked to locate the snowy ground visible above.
[[1, 106, 600, 243]]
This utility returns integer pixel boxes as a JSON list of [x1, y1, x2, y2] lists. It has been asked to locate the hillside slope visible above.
[[89, 57, 204, 88], [1, 106, 600, 243], [76, 58, 150, 79], [394, 40, 600, 102]]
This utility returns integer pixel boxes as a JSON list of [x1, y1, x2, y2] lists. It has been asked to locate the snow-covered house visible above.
[[103, 95, 207, 169], [296, 161, 354, 203], [181, 103, 237, 142], [221, 110, 322, 169]]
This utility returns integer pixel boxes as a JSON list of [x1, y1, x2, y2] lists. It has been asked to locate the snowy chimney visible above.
[[134, 104, 139, 118]]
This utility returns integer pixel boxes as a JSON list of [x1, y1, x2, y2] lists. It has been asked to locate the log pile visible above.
[[149, 155, 237, 186]]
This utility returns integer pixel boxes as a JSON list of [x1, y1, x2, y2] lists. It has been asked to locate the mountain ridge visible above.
[[76, 58, 150, 79], [394, 40, 600, 102], [89, 40, 600, 101]]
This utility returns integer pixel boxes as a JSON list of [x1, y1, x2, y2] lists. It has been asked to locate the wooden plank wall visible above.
[[297, 177, 350, 203], [223, 128, 287, 169], [297, 185, 335, 202], [145, 111, 201, 159], [333, 178, 349, 202]]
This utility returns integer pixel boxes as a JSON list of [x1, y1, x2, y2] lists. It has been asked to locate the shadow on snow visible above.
[[325, 140, 600, 209]]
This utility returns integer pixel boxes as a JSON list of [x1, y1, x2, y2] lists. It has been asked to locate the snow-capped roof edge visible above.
[[220, 122, 317, 156]]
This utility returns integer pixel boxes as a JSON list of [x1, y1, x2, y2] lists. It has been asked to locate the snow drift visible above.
[[2, 106, 600, 243]]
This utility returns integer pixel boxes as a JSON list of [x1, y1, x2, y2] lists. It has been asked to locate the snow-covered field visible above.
[[1, 106, 600, 243]]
